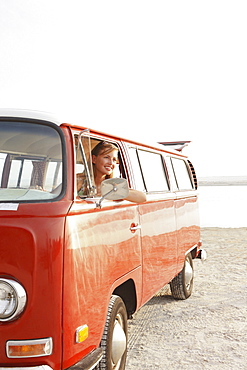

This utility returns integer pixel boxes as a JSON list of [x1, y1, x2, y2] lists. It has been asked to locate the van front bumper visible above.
[[0, 348, 103, 370]]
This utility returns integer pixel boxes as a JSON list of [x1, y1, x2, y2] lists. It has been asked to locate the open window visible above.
[[74, 134, 125, 198], [75, 131, 96, 198]]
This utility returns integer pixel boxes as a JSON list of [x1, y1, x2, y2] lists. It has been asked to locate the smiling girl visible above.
[[78, 141, 146, 203]]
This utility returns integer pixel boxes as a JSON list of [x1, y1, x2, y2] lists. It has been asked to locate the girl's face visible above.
[[92, 149, 118, 177]]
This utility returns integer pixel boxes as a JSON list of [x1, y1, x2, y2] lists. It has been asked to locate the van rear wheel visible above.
[[169, 252, 194, 300], [99, 295, 128, 370]]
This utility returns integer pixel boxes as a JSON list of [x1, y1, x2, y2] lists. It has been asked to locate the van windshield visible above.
[[0, 120, 64, 202]]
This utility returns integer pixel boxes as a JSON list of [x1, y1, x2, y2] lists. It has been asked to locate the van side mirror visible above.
[[97, 178, 129, 208]]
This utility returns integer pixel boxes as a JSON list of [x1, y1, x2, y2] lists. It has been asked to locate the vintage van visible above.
[[0, 110, 206, 370]]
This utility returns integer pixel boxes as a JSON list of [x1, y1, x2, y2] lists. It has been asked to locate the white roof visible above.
[[0, 108, 61, 125]]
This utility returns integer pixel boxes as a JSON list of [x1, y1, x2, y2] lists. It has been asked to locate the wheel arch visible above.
[[113, 279, 137, 319]]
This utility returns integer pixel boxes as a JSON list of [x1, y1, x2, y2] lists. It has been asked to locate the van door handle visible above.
[[130, 223, 141, 233]]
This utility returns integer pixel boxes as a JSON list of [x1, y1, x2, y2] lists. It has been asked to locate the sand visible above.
[[126, 228, 247, 369]]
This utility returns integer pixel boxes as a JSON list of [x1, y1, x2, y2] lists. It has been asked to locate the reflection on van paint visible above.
[[67, 207, 140, 251], [139, 200, 177, 235]]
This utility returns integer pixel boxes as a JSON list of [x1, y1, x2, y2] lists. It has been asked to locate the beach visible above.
[[126, 228, 247, 369]]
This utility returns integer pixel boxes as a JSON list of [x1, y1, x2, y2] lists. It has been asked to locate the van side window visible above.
[[171, 158, 193, 190], [165, 157, 178, 191], [74, 134, 94, 197], [138, 150, 169, 192], [128, 148, 145, 191]]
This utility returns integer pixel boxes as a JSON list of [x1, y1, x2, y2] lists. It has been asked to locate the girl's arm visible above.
[[125, 189, 147, 203]]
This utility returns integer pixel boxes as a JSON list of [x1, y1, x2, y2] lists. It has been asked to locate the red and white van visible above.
[[0, 110, 206, 370]]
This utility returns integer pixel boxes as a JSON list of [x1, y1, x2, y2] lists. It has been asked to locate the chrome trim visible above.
[[0, 278, 27, 322], [129, 224, 141, 232], [6, 338, 53, 358], [75, 324, 88, 343]]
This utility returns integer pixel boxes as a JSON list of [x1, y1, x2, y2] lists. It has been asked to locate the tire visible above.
[[169, 252, 194, 300], [99, 295, 128, 370]]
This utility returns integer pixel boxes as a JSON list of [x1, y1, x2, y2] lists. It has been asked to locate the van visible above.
[[0, 110, 206, 370]]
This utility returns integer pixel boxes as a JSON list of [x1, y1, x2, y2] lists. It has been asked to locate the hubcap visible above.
[[184, 259, 193, 289], [111, 314, 127, 368]]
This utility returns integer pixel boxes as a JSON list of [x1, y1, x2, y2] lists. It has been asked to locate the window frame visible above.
[[128, 146, 170, 194], [0, 118, 66, 203], [74, 133, 127, 199], [170, 157, 194, 191]]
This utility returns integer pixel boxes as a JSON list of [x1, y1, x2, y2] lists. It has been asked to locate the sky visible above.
[[0, 0, 246, 178]]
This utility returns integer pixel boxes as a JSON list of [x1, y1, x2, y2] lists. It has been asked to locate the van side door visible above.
[[128, 146, 178, 306]]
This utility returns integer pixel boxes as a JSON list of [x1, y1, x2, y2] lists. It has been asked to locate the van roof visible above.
[[0, 109, 187, 157], [0, 108, 61, 125], [65, 122, 186, 157]]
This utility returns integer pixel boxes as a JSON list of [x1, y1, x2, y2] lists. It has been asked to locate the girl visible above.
[[78, 141, 146, 203]]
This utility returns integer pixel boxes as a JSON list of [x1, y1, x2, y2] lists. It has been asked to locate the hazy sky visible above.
[[0, 1, 246, 178]]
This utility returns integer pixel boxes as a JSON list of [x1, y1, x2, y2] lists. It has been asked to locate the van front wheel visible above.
[[99, 295, 128, 370], [169, 253, 194, 300]]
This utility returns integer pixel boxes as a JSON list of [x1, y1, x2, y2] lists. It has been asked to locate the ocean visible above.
[[198, 185, 247, 228]]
